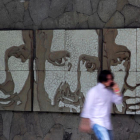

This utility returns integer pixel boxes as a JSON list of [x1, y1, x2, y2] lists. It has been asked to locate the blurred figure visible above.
[[79, 70, 123, 140]]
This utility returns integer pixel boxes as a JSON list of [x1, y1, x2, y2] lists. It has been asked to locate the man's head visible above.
[[98, 70, 114, 87]]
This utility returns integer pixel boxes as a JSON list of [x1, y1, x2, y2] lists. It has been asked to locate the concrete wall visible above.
[[1, 0, 140, 139]]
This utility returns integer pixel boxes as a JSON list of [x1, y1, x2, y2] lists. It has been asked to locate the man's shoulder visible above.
[[88, 85, 98, 93]]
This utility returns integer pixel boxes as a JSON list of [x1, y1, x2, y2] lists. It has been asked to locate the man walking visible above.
[[80, 70, 123, 140]]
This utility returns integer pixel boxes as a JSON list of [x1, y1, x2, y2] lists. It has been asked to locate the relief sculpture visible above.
[[1, 29, 140, 114], [103, 29, 140, 114], [0, 31, 33, 111], [34, 30, 101, 112]]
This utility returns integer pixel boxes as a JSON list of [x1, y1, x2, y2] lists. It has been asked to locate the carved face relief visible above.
[[103, 29, 140, 114], [35, 30, 101, 112], [0, 31, 32, 111]]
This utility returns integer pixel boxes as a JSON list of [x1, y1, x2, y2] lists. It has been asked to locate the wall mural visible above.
[[103, 29, 140, 114], [34, 30, 101, 112], [0, 30, 33, 111], [0, 29, 140, 114]]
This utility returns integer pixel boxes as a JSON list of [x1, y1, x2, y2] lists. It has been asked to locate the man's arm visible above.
[[112, 83, 123, 104], [79, 88, 95, 133], [80, 88, 95, 118]]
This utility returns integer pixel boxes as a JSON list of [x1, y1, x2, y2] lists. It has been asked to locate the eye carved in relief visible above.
[[47, 50, 72, 70], [79, 54, 100, 72]]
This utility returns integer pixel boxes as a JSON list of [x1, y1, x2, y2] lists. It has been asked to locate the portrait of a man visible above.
[[34, 30, 101, 112]]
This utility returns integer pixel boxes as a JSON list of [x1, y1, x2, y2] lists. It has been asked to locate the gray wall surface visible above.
[[0, 0, 140, 140]]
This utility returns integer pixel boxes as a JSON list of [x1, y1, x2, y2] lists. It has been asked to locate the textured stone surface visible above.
[[14, 22, 24, 29], [117, 0, 128, 11], [105, 11, 125, 27], [35, 30, 100, 112], [98, 0, 117, 22], [91, 0, 99, 13], [0, 31, 30, 70], [114, 29, 137, 71], [49, 0, 69, 18], [38, 113, 55, 136], [128, 22, 140, 27], [103, 29, 140, 114], [129, 133, 140, 140], [128, 0, 140, 8], [0, 112, 140, 140], [77, 21, 89, 28], [112, 115, 135, 140], [0, 1, 4, 10], [29, 0, 50, 26], [75, 0, 93, 15], [65, 1, 73, 12], [6, 1, 24, 23], [136, 72, 140, 114], [88, 13, 105, 28], [2, 112, 13, 140], [137, 28, 140, 71], [1, 0, 140, 139], [0, 30, 32, 111], [44, 124, 64, 140], [121, 4, 140, 26], [0, 8, 12, 29], [56, 12, 79, 28], [23, 10, 33, 27], [41, 18, 57, 29], [2, 0, 12, 4]]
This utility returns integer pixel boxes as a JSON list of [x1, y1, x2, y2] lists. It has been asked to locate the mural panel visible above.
[[0, 31, 33, 111], [34, 30, 101, 112], [103, 29, 140, 114]]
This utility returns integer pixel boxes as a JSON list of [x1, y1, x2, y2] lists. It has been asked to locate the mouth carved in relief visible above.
[[55, 81, 84, 112]]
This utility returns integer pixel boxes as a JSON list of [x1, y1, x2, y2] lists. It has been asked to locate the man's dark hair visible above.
[[98, 70, 114, 83]]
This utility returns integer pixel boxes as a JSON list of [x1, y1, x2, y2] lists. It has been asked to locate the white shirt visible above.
[[80, 83, 123, 130]]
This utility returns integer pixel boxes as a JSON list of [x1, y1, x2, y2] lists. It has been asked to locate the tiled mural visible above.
[[0, 30, 33, 111], [103, 29, 140, 114], [0, 29, 140, 114], [34, 30, 101, 112]]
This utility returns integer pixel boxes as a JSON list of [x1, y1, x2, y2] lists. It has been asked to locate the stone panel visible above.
[[114, 29, 136, 72], [49, 0, 69, 18], [65, 30, 99, 72], [103, 29, 140, 114], [105, 11, 125, 28], [6, 1, 24, 23], [0, 30, 33, 111], [88, 13, 105, 28], [137, 28, 140, 71], [34, 30, 101, 112], [0, 71, 31, 111], [128, 0, 140, 8], [75, 0, 93, 15], [136, 72, 140, 114], [44, 30, 65, 71], [98, 0, 117, 22], [103, 29, 136, 72], [121, 5, 140, 26], [0, 30, 32, 71], [112, 72, 136, 114], [29, 0, 50, 26]]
